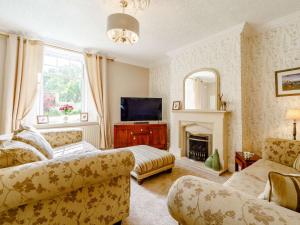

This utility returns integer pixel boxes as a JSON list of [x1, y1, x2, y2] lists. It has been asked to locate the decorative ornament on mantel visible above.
[[204, 149, 221, 171], [218, 93, 227, 111], [106, 0, 150, 44]]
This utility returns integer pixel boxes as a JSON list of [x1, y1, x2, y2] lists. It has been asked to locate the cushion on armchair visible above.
[[293, 153, 300, 171], [13, 130, 54, 159], [0, 140, 47, 168], [261, 172, 300, 212]]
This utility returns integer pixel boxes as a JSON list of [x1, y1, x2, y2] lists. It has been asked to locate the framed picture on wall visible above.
[[37, 115, 49, 124], [172, 101, 181, 110], [80, 112, 89, 122], [275, 67, 300, 97]]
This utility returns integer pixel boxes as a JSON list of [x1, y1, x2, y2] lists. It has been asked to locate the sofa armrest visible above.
[[0, 149, 134, 212], [40, 128, 83, 147], [167, 175, 300, 225]]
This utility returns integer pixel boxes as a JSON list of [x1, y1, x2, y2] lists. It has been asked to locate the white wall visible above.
[[107, 61, 149, 125]]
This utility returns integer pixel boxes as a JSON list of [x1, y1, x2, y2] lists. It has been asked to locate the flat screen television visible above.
[[121, 97, 162, 121]]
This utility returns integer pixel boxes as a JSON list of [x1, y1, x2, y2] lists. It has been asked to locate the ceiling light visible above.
[[106, 0, 149, 44]]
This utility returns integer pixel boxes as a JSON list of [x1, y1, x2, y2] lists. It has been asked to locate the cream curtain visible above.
[[84, 54, 112, 149], [0, 35, 44, 133]]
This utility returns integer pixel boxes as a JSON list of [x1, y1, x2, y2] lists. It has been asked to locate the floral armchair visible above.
[[167, 138, 300, 225], [0, 129, 135, 225]]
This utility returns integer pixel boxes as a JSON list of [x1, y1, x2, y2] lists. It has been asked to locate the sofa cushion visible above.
[[13, 130, 54, 159], [224, 159, 300, 197], [263, 138, 300, 167], [53, 141, 99, 158], [293, 153, 300, 172], [263, 172, 300, 212], [0, 140, 47, 168]]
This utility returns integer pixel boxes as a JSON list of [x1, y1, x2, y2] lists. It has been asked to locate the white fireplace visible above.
[[170, 110, 230, 175]]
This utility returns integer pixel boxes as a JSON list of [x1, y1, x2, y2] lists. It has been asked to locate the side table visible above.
[[235, 152, 261, 171]]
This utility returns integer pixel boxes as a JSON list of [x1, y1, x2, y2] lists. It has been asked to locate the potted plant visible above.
[[59, 104, 74, 123]]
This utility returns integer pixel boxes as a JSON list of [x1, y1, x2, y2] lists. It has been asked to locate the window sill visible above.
[[34, 121, 98, 129]]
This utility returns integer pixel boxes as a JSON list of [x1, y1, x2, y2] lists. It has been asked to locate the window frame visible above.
[[36, 47, 88, 123]]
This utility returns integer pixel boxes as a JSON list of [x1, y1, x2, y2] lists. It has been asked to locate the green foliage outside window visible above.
[[43, 64, 83, 116]]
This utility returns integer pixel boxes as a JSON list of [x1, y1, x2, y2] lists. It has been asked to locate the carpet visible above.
[[123, 158, 231, 225]]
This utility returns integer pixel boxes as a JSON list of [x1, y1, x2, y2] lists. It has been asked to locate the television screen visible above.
[[121, 97, 162, 121]]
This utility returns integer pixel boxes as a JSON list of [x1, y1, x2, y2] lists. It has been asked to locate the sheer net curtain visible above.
[[0, 35, 43, 133], [84, 54, 112, 149]]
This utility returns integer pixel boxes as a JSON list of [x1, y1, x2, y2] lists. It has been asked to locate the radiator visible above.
[[82, 124, 101, 149]]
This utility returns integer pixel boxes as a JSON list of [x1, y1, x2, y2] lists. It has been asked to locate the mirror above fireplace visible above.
[[184, 69, 219, 111]]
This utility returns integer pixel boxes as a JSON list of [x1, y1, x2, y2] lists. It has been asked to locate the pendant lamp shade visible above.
[[107, 13, 139, 44]]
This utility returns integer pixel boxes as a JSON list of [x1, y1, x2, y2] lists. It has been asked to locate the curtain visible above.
[[84, 54, 112, 149], [0, 35, 44, 133]]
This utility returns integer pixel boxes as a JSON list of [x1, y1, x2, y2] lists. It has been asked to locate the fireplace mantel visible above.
[[172, 110, 229, 114], [170, 110, 231, 175]]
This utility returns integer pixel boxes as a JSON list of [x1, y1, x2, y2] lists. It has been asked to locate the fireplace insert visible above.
[[186, 133, 212, 162]]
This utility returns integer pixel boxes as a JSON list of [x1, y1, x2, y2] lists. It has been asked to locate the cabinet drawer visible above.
[[131, 126, 149, 134]]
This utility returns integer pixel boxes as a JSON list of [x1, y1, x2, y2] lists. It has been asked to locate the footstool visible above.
[[127, 145, 175, 184]]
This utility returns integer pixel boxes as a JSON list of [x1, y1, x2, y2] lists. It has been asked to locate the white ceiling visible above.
[[0, 0, 300, 67]]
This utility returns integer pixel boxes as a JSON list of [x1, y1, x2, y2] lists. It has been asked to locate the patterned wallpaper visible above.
[[243, 17, 300, 155], [150, 26, 244, 171], [150, 15, 300, 171], [149, 63, 171, 122]]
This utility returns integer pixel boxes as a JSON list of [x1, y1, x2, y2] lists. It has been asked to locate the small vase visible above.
[[204, 155, 213, 169], [63, 115, 68, 123], [212, 149, 221, 171]]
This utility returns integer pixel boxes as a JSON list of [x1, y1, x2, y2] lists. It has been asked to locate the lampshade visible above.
[[107, 13, 139, 44], [286, 109, 300, 120]]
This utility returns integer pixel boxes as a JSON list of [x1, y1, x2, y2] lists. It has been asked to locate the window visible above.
[[36, 47, 89, 124]]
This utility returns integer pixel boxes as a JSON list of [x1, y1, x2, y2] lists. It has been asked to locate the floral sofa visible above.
[[0, 129, 135, 225], [167, 138, 300, 225]]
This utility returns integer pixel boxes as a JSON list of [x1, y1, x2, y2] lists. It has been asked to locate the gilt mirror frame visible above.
[[183, 68, 220, 111]]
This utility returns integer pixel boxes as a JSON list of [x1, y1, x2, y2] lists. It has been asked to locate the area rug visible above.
[[123, 159, 231, 225]]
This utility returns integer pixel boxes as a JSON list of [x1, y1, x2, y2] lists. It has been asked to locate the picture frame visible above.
[[275, 67, 300, 97], [37, 115, 49, 124], [80, 112, 89, 122], [172, 101, 181, 110]]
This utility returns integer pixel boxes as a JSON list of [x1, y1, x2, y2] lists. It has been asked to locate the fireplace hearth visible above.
[[186, 132, 212, 162]]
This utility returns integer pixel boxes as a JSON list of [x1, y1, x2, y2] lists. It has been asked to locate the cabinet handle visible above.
[[150, 131, 152, 134], [130, 132, 133, 135], [133, 136, 136, 140], [141, 129, 143, 131]]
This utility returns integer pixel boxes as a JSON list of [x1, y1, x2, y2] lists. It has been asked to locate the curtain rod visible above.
[[0, 32, 114, 61]]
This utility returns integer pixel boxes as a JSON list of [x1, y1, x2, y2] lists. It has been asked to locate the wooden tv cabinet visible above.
[[114, 123, 167, 150]]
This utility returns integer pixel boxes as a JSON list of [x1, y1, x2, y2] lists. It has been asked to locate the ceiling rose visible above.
[[106, 0, 150, 44]]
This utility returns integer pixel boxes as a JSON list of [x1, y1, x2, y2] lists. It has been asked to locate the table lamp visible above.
[[286, 109, 300, 140]]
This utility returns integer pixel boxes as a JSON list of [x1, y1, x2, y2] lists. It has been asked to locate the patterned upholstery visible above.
[[41, 129, 83, 148], [224, 159, 299, 197], [0, 140, 47, 168], [167, 138, 300, 225], [0, 130, 135, 225], [168, 176, 300, 225], [263, 138, 300, 167], [127, 145, 175, 175]]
